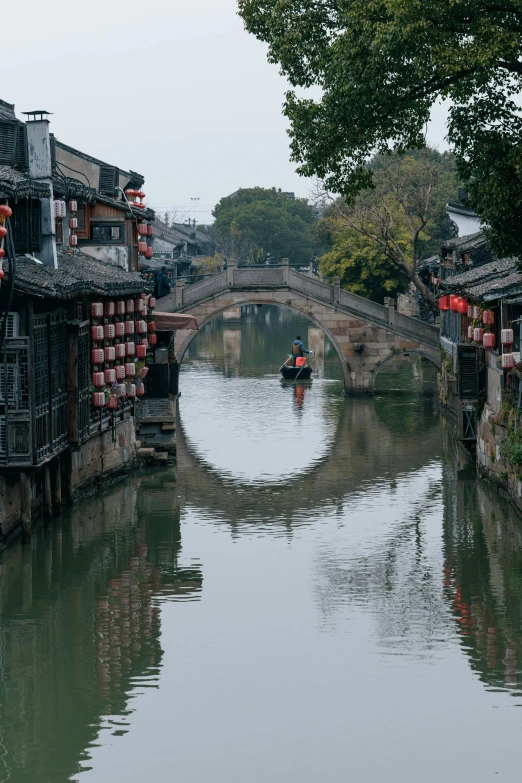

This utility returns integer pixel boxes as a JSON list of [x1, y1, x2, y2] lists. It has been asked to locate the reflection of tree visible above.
[[0, 472, 202, 783]]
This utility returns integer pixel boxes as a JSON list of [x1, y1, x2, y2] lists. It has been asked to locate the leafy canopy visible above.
[[238, 0, 522, 256], [212, 188, 321, 264]]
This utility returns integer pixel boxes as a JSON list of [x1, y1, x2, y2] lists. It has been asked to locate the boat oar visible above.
[[279, 355, 292, 372]]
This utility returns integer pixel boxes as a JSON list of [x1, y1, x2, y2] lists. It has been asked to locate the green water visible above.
[[0, 305, 521, 782]]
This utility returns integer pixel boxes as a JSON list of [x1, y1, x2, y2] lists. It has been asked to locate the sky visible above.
[[5, 0, 449, 224]]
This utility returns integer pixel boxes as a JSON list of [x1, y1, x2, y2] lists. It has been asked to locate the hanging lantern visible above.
[[502, 353, 515, 369], [103, 301, 115, 317], [68, 200, 78, 213], [103, 323, 115, 339], [69, 235, 78, 247], [457, 297, 468, 315], [54, 200, 66, 219], [135, 320, 147, 334], [138, 366, 149, 379], [115, 365, 126, 380], [92, 371, 105, 387], [116, 300, 126, 315], [145, 246, 153, 259], [125, 189, 136, 200], [0, 205, 13, 218], [148, 321, 156, 332], [126, 383, 136, 398], [148, 297, 156, 309], [138, 241, 148, 254], [483, 333, 495, 349], [483, 310, 495, 325], [115, 343, 126, 358], [0, 226, 6, 239], [126, 299, 135, 313], [138, 223, 148, 236], [0, 249, 4, 259], [148, 333, 157, 345], [467, 305, 473, 318], [136, 384, 145, 397], [104, 346, 116, 362], [104, 369, 116, 384], [91, 325, 104, 341], [107, 396, 118, 410], [473, 306, 481, 320], [125, 342, 135, 356], [467, 326, 473, 341], [115, 322, 125, 337], [124, 321, 135, 335], [136, 344, 147, 359], [125, 362, 136, 376], [92, 392, 106, 408], [69, 217, 78, 230], [90, 302, 103, 318], [474, 327, 484, 342], [140, 338, 149, 348], [135, 298, 146, 313], [501, 329, 514, 345], [91, 349, 104, 364], [147, 224, 153, 237], [449, 294, 459, 311]]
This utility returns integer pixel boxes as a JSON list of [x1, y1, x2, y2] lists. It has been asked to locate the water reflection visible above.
[[0, 473, 201, 783]]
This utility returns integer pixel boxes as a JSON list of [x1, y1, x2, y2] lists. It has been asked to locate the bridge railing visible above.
[[182, 270, 228, 306]]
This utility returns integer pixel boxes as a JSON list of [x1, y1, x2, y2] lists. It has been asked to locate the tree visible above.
[[238, 0, 522, 257], [211, 188, 321, 265], [316, 149, 458, 307]]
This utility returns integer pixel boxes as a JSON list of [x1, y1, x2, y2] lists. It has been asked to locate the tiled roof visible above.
[[0, 165, 51, 199], [442, 231, 485, 252], [441, 257, 522, 301], [5, 249, 151, 300]]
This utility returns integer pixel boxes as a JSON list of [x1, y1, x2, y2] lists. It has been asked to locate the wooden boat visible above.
[[280, 364, 313, 380]]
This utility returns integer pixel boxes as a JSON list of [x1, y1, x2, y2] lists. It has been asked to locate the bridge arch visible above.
[[370, 350, 441, 394], [175, 297, 352, 391], [159, 266, 440, 394]]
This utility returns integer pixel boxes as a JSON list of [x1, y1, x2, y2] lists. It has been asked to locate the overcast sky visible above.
[[6, 0, 449, 224]]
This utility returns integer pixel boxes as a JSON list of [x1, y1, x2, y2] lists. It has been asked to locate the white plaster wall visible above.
[[80, 245, 129, 270]]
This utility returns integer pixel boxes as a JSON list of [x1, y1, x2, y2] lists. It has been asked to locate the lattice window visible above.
[[3, 338, 31, 465], [33, 314, 51, 463], [77, 322, 91, 444], [11, 198, 41, 254], [50, 311, 68, 453]]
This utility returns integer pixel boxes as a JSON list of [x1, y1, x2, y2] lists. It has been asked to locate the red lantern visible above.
[[501, 329, 514, 345], [107, 395, 118, 410], [0, 249, 4, 259], [147, 224, 153, 237], [125, 342, 135, 356], [439, 296, 451, 311], [91, 349, 104, 364], [0, 205, 13, 218], [126, 299, 134, 313], [116, 383, 126, 397], [450, 294, 459, 311], [69, 217, 78, 229], [104, 369, 116, 384], [68, 201, 78, 213], [145, 246, 153, 259], [104, 346, 115, 362], [138, 223, 148, 236], [91, 325, 104, 341], [457, 297, 468, 315], [124, 321, 135, 335], [473, 306, 481, 320], [116, 300, 125, 315], [115, 322, 125, 337], [104, 301, 115, 317], [0, 269, 4, 279], [148, 333, 157, 345], [467, 305, 473, 318], [483, 310, 495, 325], [467, 326, 473, 341], [136, 191, 146, 200], [115, 365, 126, 380], [140, 338, 149, 348], [474, 328, 484, 342], [138, 241, 148, 254], [136, 320, 147, 334], [135, 298, 146, 313], [92, 392, 105, 408], [148, 321, 156, 332], [92, 372, 105, 387], [502, 353, 514, 369], [115, 343, 126, 358], [148, 297, 156, 309], [483, 333, 495, 349], [90, 302, 103, 318], [136, 344, 147, 359], [125, 362, 136, 376], [136, 384, 145, 397], [127, 383, 136, 398], [103, 323, 115, 339], [125, 189, 136, 199], [0, 226, 7, 239], [69, 235, 78, 247]]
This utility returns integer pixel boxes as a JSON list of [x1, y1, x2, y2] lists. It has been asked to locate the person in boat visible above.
[[291, 335, 311, 366]]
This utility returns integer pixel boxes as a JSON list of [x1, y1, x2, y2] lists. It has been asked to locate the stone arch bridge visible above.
[[158, 262, 440, 393]]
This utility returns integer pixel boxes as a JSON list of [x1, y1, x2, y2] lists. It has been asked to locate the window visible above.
[[55, 220, 63, 244], [90, 223, 124, 244], [77, 205, 86, 231]]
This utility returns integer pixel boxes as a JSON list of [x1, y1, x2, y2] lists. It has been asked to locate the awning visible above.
[[153, 311, 199, 331]]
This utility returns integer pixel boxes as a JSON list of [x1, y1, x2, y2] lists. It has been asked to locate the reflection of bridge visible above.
[[159, 263, 440, 393], [176, 396, 440, 528]]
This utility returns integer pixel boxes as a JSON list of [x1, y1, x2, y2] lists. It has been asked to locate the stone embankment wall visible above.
[[476, 403, 522, 512]]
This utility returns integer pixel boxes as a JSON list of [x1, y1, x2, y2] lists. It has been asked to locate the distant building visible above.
[[446, 190, 481, 237]]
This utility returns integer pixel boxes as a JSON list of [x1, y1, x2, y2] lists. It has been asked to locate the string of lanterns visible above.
[[0, 203, 12, 282]]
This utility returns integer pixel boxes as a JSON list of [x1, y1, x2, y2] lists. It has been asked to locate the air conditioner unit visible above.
[[6, 313, 20, 338]]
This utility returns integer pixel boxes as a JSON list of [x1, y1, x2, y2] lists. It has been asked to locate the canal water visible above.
[[2, 305, 522, 781]]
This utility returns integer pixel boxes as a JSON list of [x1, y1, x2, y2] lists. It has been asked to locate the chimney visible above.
[[23, 110, 57, 269]]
